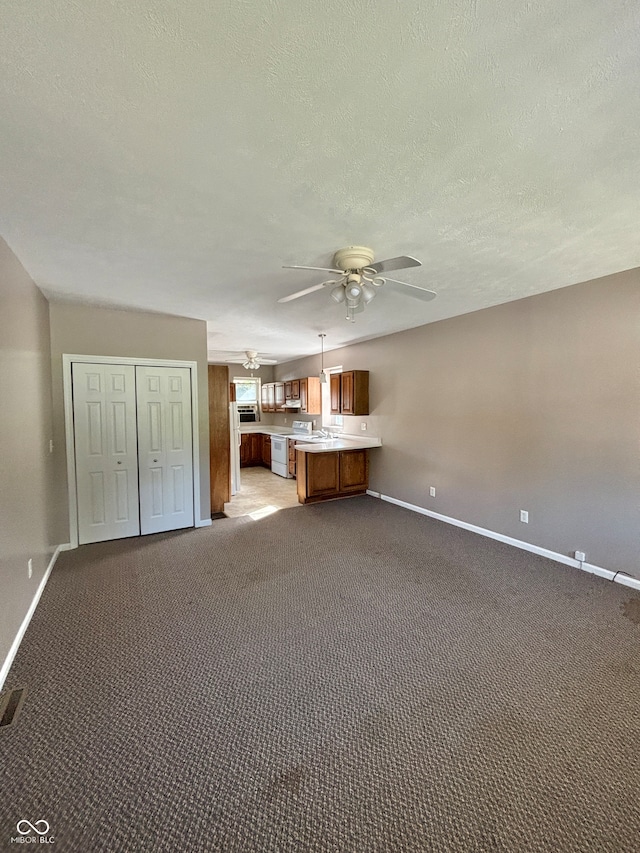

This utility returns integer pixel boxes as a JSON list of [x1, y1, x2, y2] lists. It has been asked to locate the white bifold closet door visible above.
[[72, 363, 194, 545], [73, 364, 140, 544], [135, 366, 194, 535]]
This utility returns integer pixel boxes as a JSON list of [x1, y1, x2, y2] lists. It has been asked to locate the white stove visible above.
[[271, 420, 313, 478]]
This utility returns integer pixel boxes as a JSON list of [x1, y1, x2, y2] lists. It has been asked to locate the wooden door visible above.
[[73, 363, 140, 544], [291, 379, 300, 399], [330, 373, 341, 414], [339, 449, 368, 492], [341, 371, 354, 414], [299, 378, 307, 412], [136, 366, 194, 535], [262, 434, 272, 466], [305, 452, 339, 497], [266, 384, 275, 412], [274, 382, 285, 409]]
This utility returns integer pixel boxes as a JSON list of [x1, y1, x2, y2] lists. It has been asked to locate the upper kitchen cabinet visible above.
[[330, 370, 369, 416], [261, 376, 321, 415], [274, 382, 285, 410], [298, 377, 321, 415]]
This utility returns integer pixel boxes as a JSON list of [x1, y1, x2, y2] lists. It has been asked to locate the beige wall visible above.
[[275, 270, 640, 577], [0, 239, 60, 671], [49, 301, 211, 540]]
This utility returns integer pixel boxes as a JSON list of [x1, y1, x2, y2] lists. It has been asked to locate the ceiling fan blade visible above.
[[277, 282, 329, 303], [368, 256, 422, 274], [282, 265, 342, 274], [384, 277, 437, 302]]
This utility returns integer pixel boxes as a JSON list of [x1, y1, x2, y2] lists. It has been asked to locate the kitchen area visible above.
[[210, 368, 381, 518]]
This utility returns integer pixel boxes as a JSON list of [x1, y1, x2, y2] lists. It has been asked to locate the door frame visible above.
[[63, 354, 205, 549]]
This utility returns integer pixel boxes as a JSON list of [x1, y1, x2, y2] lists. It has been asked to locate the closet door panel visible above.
[[136, 366, 194, 535], [73, 364, 140, 544]]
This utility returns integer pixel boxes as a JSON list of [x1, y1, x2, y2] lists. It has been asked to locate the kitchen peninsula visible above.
[[294, 436, 381, 505]]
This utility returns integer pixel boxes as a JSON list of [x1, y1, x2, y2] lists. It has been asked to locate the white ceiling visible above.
[[2, 0, 639, 362]]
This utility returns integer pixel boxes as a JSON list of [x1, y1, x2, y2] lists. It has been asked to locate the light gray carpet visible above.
[[1, 496, 639, 852]]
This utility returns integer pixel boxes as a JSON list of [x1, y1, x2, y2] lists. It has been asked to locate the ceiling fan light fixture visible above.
[[361, 282, 376, 303], [331, 284, 346, 303]]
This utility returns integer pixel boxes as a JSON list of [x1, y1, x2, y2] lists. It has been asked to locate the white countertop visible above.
[[238, 424, 382, 452], [239, 423, 295, 435], [294, 436, 382, 453]]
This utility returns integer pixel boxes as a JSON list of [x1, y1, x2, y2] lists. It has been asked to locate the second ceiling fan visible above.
[[278, 246, 437, 322]]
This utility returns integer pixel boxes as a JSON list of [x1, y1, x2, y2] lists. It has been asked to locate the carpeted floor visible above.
[[1, 496, 639, 852]]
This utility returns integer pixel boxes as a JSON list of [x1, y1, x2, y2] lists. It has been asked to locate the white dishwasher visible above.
[[271, 421, 312, 477]]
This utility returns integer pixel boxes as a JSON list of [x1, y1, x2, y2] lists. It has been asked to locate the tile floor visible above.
[[223, 466, 300, 519]]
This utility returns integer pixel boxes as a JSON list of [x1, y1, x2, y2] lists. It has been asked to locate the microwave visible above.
[[237, 404, 258, 422]]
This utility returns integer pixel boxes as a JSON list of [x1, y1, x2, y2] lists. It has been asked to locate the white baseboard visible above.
[[612, 573, 640, 592], [371, 492, 634, 587], [0, 543, 68, 693], [195, 519, 212, 528]]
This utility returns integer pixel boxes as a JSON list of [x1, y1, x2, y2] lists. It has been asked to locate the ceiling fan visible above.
[[278, 246, 437, 322], [225, 350, 277, 370]]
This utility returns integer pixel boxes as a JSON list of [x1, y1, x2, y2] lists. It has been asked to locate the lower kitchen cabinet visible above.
[[288, 438, 297, 478], [296, 449, 369, 504], [262, 434, 272, 467], [240, 433, 266, 468]]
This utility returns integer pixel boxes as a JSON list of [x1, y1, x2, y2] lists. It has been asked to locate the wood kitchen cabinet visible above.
[[296, 449, 369, 504], [288, 438, 297, 478], [262, 433, 272, 467], [274, 382, 285, 409], [240, 432, 262, 467], [261, 383, 270, 412], [298, 377, 321, 414], [240, 432, 273, 468], [330, 371, 369, 416], [263, 376, 321, 415]]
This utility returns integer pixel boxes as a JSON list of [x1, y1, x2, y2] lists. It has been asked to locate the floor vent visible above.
[[0, 686, 27, 729]]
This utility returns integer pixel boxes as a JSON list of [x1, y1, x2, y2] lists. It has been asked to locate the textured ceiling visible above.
[[2, 0, 640, 362]]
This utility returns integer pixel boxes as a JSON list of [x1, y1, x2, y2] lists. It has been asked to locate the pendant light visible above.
[[318, 333, 327, 384]]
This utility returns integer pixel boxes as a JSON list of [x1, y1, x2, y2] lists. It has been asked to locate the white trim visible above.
[[0, 544, 69, 693], [581, 562, 617, 581], [613, 573, 640, 592], [371, 492, 630, 583], [195, 519, 212, 528], [63, 355, 203, 548]]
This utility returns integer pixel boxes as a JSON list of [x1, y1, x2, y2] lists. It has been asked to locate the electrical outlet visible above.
[[283, 417, 287, 423], [28, 558, 33, 579], [520, 510, 529, 523], [49, 439, 54, 454], [575, 551, 586, 562], [429, 486, 436, 497], [361, 422, 367, 431]]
